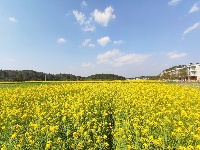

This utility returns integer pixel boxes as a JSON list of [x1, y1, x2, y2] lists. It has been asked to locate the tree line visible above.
[[0, 70, 126, 81]]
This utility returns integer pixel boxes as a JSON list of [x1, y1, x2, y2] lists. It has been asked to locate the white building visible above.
[[187, 63, 200, 81]]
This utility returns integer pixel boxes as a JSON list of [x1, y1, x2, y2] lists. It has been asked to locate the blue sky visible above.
[[0, 0, 200, 77]]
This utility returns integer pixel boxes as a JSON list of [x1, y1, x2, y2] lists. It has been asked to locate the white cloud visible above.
[[89, 44, 95, 48], [92, 6, 116, 27], [167, 51, 187, 59], [97, 36, 111, 46], [82, 39, 95, 48], [82, 39, 91, 46], [81, 62, 94, 67], [9, 17, 16, 22], [189, 3, 199, 13], [97, 49, 150, 66], [81, 1, 87, 7], [73, 10, 85, 25], [73, 6, 115, 31], [114, 40, 124, 45], [82, 25, 95, 32], [168, 0, 181, 6], [73, 10, 95, 32], [183, 22, 200, 36], [57, 38, 66, 43]]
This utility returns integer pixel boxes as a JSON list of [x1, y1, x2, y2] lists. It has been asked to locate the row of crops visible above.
[[0, 81, 200, 149]]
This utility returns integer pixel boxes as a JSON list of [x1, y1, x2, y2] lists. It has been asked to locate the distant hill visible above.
[[0, 70, 126, 81], [159, 65, 187, 80], [87, 74, 126, 80], [160, 65, 186, 73]]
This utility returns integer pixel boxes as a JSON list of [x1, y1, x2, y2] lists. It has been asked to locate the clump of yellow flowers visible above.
[[0, 81, 200, 149]]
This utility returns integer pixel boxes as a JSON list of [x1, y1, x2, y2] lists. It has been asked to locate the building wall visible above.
[[187, 63, 200, 81]]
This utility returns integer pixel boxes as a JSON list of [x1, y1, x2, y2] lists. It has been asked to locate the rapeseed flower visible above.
[[0, 81, 199, 149]]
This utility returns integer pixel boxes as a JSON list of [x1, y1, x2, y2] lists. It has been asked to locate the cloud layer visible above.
[[92, 6, 116, 27], [81, 1, 87, 7], [9, 17, 16, 22], [183, 22, 200, 36], [57, 38, 66, 43], [114, 40, 124, 45], [82, 39, 91, 46], [167, 51, 187, 59], [168, 0, 181, 6], [73, 10, 95, 32], [73, 6, 115, 31], [89, 44, 95, 48], [97, 49, 150, 66], [82, 39, 95, 48], [97, 36, 111, 46], [189, 3, 199, 13]]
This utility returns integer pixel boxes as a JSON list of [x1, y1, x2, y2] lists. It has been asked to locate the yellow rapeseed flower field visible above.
[[0, 81, 200, 149]]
